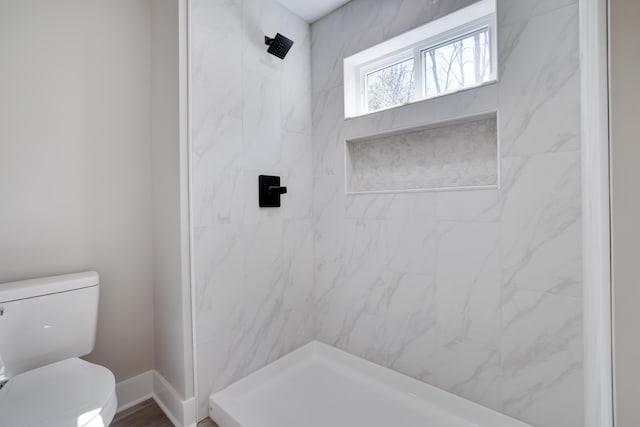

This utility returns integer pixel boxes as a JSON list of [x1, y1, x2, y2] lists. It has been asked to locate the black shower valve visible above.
[[259, 175, 287, 208]]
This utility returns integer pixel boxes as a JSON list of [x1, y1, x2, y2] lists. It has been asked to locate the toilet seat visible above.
[[0, 357, 117, 427]]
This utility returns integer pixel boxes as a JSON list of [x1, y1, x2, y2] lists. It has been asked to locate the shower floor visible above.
[[209, 342, 530, 427]]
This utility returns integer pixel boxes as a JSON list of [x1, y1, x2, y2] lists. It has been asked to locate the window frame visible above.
[[344, 0, 497, 118]]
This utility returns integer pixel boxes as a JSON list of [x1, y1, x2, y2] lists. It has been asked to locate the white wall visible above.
[[0, 0, 154, 382], [151, 0, 195, 403], [610, 1, 640, 425], [311, 1, 583, 426], [191, 0, 314, 420]]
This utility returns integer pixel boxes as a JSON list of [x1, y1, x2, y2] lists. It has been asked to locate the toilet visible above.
[[0, 272, 117, 426]]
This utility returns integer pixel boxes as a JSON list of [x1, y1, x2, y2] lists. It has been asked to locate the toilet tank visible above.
[[0, 272, 100, 381]]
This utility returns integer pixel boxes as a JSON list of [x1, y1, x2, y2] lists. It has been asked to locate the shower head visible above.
[[265, 33, 294, 60]]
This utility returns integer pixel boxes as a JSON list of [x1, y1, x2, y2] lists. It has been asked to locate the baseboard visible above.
[[153, 371, 198, 427], [115, 370, 197, 427], [115, 371, 154, 412]]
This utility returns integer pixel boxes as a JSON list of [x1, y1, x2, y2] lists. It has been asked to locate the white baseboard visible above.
[[153, 371, 198, 427], [116, 370, 197, 427], [115, 371, 154, 412]]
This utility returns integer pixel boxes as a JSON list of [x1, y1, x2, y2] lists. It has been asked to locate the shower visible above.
[[264, 33, 294, 59]]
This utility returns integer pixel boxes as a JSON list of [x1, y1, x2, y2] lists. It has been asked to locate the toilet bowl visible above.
[[0, 272, 117, 426], [0, 358, 117, 427]]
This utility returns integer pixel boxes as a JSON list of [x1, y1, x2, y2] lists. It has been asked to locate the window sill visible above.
[[344, 79, 498, 120]]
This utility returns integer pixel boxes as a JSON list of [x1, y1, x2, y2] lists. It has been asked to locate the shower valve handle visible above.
[[259, 175, 286, 208], [269, 186, 288, 195]]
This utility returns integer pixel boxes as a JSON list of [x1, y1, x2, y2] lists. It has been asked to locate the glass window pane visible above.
[[366, 58, 416, 113], [423, 29, 491, 98]]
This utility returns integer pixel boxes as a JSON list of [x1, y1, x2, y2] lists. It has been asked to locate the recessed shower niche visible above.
[[346, 114, 498, 193]]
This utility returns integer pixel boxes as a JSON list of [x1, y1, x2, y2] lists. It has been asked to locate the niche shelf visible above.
[[346, 114, 498, 194]]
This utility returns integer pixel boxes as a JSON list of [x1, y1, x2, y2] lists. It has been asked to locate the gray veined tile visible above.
[[280, 16, 312, 136], [193, 224, 243, 332], [498, 4, 580, 156], [344, 219, 388, 284], [345, 193, 396, 220], [498, 0, 577, 27], [501, 290, 583, 427], [310, 7, 349, 94], [500, 152, 582, 297], [281, 131, 313, 220], [312, 173, 347, 262], [191, 0, 243, 123], [385, 193, 437, 275], [312, 85, 346, 177], [424, 332, 503, 412], [242, 71, 282, 171], [435, 221, 501, 347], [364, 271, 438, 366], [435, 189, 500, 222], [191, 115, 243, 226]]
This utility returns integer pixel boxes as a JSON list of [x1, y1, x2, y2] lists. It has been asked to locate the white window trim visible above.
[[344, 0, 497, 118]]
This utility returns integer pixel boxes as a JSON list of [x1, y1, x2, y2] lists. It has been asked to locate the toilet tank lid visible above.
[[0, 271, 99, 303]]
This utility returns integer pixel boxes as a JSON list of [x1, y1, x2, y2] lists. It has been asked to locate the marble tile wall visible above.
[[347, 117, 498, 192], [191, 0, 314, 419], [311, 1, 583, 426]]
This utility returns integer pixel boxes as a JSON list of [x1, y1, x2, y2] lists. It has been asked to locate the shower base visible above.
[[209, 341, 530, 427]]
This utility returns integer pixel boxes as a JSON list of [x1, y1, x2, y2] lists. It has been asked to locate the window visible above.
[[365, 57, 416, 112], [344, 0, 497, 118], [423, 28, 491, 98]]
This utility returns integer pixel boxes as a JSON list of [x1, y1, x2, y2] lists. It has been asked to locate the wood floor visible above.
[[111, 399, 218, 427]]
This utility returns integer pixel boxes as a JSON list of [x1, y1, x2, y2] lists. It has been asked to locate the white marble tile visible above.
[[345, 193, 396, 220], [323, 220, 389, 352], [344, 219, 387, 288], [385, 192, 437, 275], [312, 85, 346, 177], [281, 10, 312, 136], [281, 219, 316, 348], [281, 131, 313, 220], [193, 224, 243, 335], [194, 226, 287, 419], [283, 219, 314, 297], [430, 0, 480, 22], [191, 0, 243, 124], [192, 115, 243, 226], [312, 260, 347, 342], [310, 12, 347, 94], [425, 334, 503, 412], [363, 272, 438, 367], [312, 173, 346, 262], [435, 189, 500, 222], [436, 221, 501, 347], [498, 4, 580, 156], [501, 290, 583, 427], [498, 0, 577, 27], [501, 152, 582, 297], [242, 70, 282, 171]]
